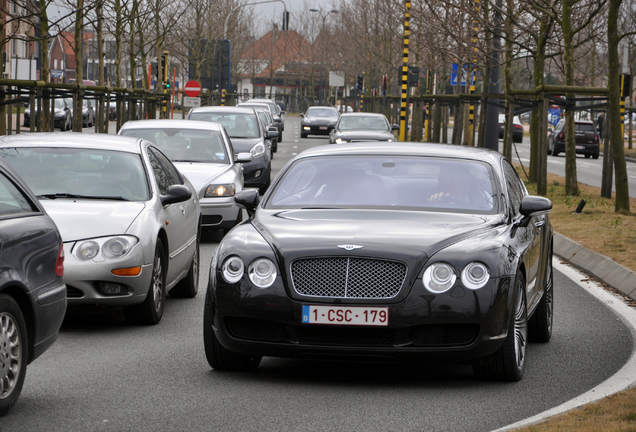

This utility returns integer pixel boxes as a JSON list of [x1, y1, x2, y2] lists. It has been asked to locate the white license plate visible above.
[[302, 305, 388, 326], [576, 145, 584, 150], [319, 126, 328, 130]]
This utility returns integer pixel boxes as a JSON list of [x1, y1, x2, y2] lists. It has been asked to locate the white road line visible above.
[[293, 146, 298, 149], [496, 259, 636, 431], [292, 153, 297, 156]]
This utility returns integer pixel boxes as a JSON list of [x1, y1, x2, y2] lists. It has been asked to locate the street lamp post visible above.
[[309, 7, 338, 106]]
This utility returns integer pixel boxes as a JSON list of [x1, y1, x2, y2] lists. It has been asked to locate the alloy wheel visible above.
[[0, 313, 22, 399]]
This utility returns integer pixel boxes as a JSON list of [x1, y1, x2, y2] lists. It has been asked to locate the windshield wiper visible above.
[[37, 193, 130, 201], [230, 136, 249, 139]]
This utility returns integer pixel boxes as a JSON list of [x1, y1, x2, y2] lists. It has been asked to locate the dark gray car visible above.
[[329, 113, 399, 144]]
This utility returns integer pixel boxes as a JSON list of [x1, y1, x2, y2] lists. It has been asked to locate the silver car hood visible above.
[[41, 200, 146, 242], [173, 162, 231, 191]]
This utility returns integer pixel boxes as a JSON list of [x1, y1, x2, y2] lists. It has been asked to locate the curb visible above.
[[554, 232, 636, 299]]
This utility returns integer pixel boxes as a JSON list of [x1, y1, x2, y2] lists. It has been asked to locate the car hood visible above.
[[253, 208, 501, 262], [228, 137, 261, 153], [333, 130, 395, 141], [40, 200, 146, 242], [173, 162, 232, 191]]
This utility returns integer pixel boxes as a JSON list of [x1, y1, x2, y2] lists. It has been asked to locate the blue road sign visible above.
[[548, 108, 561, 126], [451, 63, 458, 86]]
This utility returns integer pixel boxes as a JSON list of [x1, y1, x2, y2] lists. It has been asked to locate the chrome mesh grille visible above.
[[291, 257, 406, 299]]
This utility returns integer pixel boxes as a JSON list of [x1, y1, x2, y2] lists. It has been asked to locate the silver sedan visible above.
[[0, 133, 201, 325], [118, 119, 252, 234]]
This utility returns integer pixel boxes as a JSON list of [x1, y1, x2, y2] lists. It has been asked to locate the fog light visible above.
[[253, 170, 262, 179], [98, 282, 128, 295]]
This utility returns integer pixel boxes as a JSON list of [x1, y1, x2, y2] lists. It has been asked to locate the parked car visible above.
[[300, 106, 340, 138], [82, 99, 95, 127], [119, 119, 252, 234], [329, 113, 399, 144], [0, 157, 66, 416], [204, 142, 554, 382], [253, 107, 279, 154], [548, 119, 600, 158], [187, 106, 277, 194], [498, 114, 524, 143], [23, 99, 72, 131], [241, 98, 285, 139], [0, 133, 201, 325]]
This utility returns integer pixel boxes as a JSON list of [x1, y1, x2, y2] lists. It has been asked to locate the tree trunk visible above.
[[562, 0, 579, 196], [607, 0, 630, 213], [530, 15, 550, 186]]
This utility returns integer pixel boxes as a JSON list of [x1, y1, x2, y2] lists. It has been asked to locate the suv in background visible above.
[[548, 119, 600, 159]]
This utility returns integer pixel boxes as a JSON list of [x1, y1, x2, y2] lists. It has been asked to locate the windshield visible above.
[[306, 108, 339, 118], [0, 147, 149, 201], [121, 128, 230, 164], [267, 156, 498, 213], [188, 112, 260, 139], [338, 116, 389, 131], [576, 123, 595, 132]]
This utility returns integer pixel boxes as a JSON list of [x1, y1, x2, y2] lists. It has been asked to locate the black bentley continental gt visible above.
[[204, 143, 554, 381]]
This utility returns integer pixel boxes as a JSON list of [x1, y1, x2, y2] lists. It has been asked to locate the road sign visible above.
[[183, 96, 201, 108], [451, 63, 458, 86], [184, 80, 201, 97], [548, 108, 561, 126]]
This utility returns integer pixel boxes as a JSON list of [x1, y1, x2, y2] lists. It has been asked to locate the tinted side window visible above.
[[502, 160, 525, 217], [149, 148, 183, 187], [0, 171, 38, 216], [147, 150, 171, 195]]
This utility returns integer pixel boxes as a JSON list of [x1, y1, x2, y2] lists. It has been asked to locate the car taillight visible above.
[[56, 245, 64, 278], [594, 134, 599, 144], [514, 124, 523, 130], [557, 132, 564, 140]]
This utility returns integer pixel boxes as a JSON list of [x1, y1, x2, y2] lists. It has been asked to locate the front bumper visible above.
[[302, 124, 334, 135], [200, 197, 242, 230], [62, 242, 153, 306], [243, 155, 271, 189], [209, 274, 515, 363]]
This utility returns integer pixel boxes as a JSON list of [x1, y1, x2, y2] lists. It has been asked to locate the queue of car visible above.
[[0, 103, 555, 416]]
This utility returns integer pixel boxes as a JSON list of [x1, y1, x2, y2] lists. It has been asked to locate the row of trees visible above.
[[1, 0, 635, 212]]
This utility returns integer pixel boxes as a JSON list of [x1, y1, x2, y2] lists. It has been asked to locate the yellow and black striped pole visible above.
[[621, 74, 627, 141], [424, 70, 430, 141], [221, 89, 226, 107], [399, 1, 411, 141], [468, 0, 480, 146]]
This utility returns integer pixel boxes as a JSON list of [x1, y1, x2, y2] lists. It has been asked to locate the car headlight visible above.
[[205, 184, 236, 198], [387, 138, 394, 142], [461, 262, 490, 289], [335, 138, 346, 144], [248, 258, 277, 288], [250, 142, 266, 157], [222, 256, 244, 284], [423, 262, 457, 293], [74, 236, 139, 261]]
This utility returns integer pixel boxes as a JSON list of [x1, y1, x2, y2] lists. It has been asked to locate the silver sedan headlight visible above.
[[335, 138, 347, 144], [73, 236, 139, 261], [250, 142, 266, 158], [205, 184, 236, 198]]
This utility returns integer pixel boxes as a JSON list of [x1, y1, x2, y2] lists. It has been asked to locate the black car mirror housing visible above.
[[160, 184, 192, 206], [235, 189, 260, 216]]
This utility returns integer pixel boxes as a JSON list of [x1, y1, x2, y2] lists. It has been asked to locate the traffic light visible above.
[[282, 11, 289, 30], [166, 80, 171, 90], [151, 62, 158, 85], [161, 51, 168, 88], [381, 74, 388, 95], [357, 74, 364, 90]]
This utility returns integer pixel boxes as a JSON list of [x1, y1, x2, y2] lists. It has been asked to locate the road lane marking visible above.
[[496, 259, 636, 431]]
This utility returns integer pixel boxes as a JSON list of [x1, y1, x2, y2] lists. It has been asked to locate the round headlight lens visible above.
[[102, 237, 133, 258], [461, 262, 490, 290], [248, 258, 277, 288], [76, 241, 99, 261], [250, 143, 265, 157], [423, 263, 457, 293], [222, 256, 244, 284]]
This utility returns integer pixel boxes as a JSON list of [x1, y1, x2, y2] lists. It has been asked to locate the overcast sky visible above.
[[253, 0, 334, 30]]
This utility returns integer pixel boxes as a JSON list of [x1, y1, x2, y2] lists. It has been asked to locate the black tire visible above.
[[124, 239, 166, 325], [301, 133, 307, 138], [592, 151, 599, 159], [203, 291, 261, 371], [169, 230, 200, 299], [0, 294, 28, 417], [529, 250, 554, 343], [585, 153, 591, 159], [278, 131, 283, 142], [272, 141, 278, 153], [551, 147, 559, 157], [473, 272, 528, 382]]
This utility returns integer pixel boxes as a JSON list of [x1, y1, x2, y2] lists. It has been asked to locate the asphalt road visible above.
[[3, 115, 633, 431]]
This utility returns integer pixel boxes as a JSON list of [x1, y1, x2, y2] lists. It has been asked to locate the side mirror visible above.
[[235, 152, 253, 163], [281, 111, 286, 115], [234, 189, 260, 216], [273, 115, 282, 123], [160, 184, 192, 206], [519, 195, 552, 217], [299, 113, 304, 118], [266, 129, 279, 140], [392, 124, 400, 131], [547, 127, 553, 133]]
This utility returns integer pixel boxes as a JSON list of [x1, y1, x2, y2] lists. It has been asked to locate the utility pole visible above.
[[482, 0, 502, 150], [309, 8, 338, 106], [399, 1, 411, 142]]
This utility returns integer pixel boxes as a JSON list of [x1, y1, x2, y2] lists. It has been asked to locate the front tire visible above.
[[124, 239, 166, 325], [203, 292, 261, 371], [529, 251, 554, 343], [0, 294, 28, 417], [301, 133, 307, 138], [473, 272, 528, 382]]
